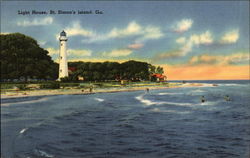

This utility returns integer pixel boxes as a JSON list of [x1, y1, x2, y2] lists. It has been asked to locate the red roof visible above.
[[151, 73, 166, 79], [68, 67, 77, 72]]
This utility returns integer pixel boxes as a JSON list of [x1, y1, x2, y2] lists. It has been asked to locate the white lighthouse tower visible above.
[[58, 30, 68, 80]]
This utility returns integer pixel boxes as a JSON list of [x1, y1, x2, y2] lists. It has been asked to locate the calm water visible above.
[[1, 80, 250, 158]]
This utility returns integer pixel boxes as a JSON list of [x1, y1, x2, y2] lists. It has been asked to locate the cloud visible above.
[[189, 54, 218, 65], [152, 42, 193, 61], [220, 29, 239, 44], [152, 50, 185, 61], [17, 17, 53, 26], [81, 21, 143, 43], [173, 19, 193, 33], [176, 37, 186, 44], [47, 47, 92, 59], [46, 47, 58, 56], [188, 52, 249, 65], [153, 31, 213, 61], [226, 52, 250, 64], [135, 25, 164, 43], [102, 49, 133, 57], [108, 21, 142, 38], [38, 40, 46, 46], [189, 31, 213, 45], [182, 31, 213, 55], [68, 49, 92, 57], [80, 21, 163, 43], [127, 43, 144, 49], [65, 21, 94, 37], [0, 32, 10, 35], [179, 31, 213, 54]]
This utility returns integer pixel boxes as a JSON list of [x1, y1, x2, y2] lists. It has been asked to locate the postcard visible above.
[[1, 1, 249, 158]]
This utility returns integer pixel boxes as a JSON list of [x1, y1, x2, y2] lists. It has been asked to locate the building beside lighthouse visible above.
[[58, 30, 68, 80]]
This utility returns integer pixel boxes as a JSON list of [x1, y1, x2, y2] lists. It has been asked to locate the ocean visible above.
[[1, 80, 250, 158]]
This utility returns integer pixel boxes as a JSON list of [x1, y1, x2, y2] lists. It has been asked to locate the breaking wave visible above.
[[19, 128, 28, 134], [158, 92, 183, 95], [135, 94, 219, 107], [150, 108, 191, 114], [190, 89, 205, 93], [135, 94, 193, 106], [1, 97, 49, 106], [220, 83, 242, 87], [34, 149, 54, 158], [94, 98, 105, 102]]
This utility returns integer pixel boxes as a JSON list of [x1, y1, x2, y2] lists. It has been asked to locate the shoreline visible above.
[[1, 83, 205, 100]]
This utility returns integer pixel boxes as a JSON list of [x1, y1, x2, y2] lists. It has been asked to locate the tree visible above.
[[156, 66, 164, 74], [67, 60, 161, 82], [148, 64, 156, 75], [0, 33, 58, 81], [120, 60, 150, 81]]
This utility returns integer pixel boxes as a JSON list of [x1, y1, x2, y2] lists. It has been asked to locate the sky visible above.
[[1, 1, 249, 80]]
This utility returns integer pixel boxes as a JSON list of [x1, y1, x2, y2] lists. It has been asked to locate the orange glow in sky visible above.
[[163, 65, 249, 80]]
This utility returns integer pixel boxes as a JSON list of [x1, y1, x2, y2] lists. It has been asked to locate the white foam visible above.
[[220, 83, 241, 86], [150, 108, 190, 114], [1, 103, 11, 106], [20, 128, 28, 134], [199, 100, 220, 106], [36, 149, 54, 158], [191, 89, 205, 93], [163, 101, 193, 106], [1, 97, 49, 106], [135, 94, 219, 107], [158, 92, 183, 95], [200, 83, 215, 87], [135, 94, 157, 106], [151, 107, 161, 112], [135, 94, 193, 106], [94, 98, 104, 102]]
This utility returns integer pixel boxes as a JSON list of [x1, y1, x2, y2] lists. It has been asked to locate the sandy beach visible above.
[[1, 83, 204, 100]]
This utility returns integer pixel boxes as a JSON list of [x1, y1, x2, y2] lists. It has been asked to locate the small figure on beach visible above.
[[89, 86, 93, 93], [146, 88, 149, 93], [200, 96, 206, 103], [81, 89, 84, 92], [224, 95, 231, 101]]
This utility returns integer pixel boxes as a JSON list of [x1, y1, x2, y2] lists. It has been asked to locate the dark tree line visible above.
[[67, 60, 164, 81], [0, 33, 58, 81], [0, 33, 165, 82]]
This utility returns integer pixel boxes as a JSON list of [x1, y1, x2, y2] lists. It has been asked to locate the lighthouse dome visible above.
[[60, 30, 66, 36]]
